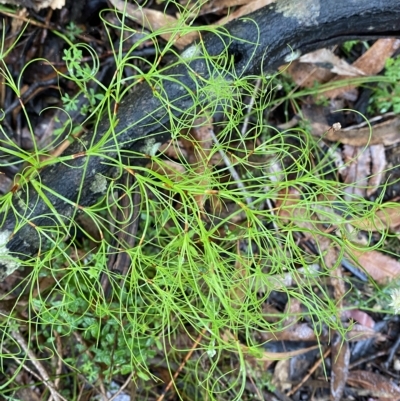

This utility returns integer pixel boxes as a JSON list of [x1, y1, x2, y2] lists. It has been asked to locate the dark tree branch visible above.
[[1, 0, 400, 279]]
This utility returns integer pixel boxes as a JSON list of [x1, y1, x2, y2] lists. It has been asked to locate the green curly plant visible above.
[[0, 2, 398, 400]]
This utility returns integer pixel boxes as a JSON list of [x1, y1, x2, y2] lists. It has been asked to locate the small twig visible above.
[[247, 371, 264, 401], [349, 350, 388, 369], [0, 10, 103, 45], [241, 78, 261, 138], [11, 329, 68, 401], [53, 331, 63, 390], [99, 381, 108, 401], [4, 78, 58, 116], [287, 347, 331, 397], [1, 345, 43, 382], [210, 130, 253, 205], [108, 372, 134, 401], [156, 328, 207, 401]]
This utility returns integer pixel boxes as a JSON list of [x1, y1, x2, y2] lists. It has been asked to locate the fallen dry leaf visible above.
[[351, 202, 400, 233], [196, 0, 254, 16], [217, 0, 275, 25], [341, 145, 370, 201], [160, 139, 189, 160], [284, 60, 334, 88], [244, 341, 318, 380], [325, 38, 400, 99], [329, 240, 349, 401], [345, 324, 382, 342], [324, 117, 400, 147], [149, 159, 187, 182], [259, 345, 319, 361], [110, 0, 198, 49], [348, 370, 400, 400], [353, 38, 400, 74], [222, 330, 318, 361], [339, 145, 386, 201], [331, 334, 350, 401], [272, 359, 292, 392], [282, 298, 302, 326], [342, 310, 375, 329], [337, 143, 386, 205], [275, 187, 302, 223], [260, 323, 317, 342], [348, 249, 400, 284], [111, 0, 268, 49], [367, 144, 386, 197], [299, 49, 365, 76]]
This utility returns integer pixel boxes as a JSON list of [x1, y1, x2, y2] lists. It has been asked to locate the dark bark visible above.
[[1, 0, 400, 279]]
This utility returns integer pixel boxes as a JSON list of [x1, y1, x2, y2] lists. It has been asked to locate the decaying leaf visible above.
[[342, 310, 375, 329], [339, 143, 387, 201], [348, 370, 400, 400], [149, 159, 187, 182], [196, 0, 254, 16], [325, 38, 400, 99], [331, 334, 350, 401], [284, 60, 334, 88], [351, 202, 400, 233], [109, 0, 199, 49], [275, 187, 302, 223], [341, 145, 370, 200], [345, 324, 382, 342], [348, 249, 400, 284], [217, 0, 275, 25], [223, 330, 318, 362], [324, 117, 400, 147], [272, 359, 292, 392], [367, 144, 386, 197], [299, 49, 365, 76], [352, 38, 400, 74]]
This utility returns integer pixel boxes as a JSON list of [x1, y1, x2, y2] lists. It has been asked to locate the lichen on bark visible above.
[[0, 230, 20, 280]]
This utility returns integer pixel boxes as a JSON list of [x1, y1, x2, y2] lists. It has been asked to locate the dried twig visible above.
[[11, 329, 68, 401]]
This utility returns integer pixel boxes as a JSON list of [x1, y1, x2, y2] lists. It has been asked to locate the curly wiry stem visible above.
[[1, 0, 400, 279]]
